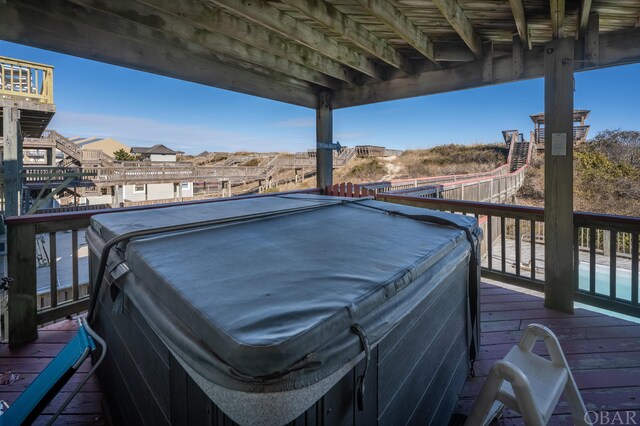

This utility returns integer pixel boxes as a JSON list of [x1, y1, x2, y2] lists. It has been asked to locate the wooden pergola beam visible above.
[[0, 0, 319, 108], [278, 0, 414, 75], [333, 27, 640, 108], [508, 0, 531, 49], [69, 0, 342, 90], [432, 0, 483, 58], [208, 0, 385, 80], [354, 0, 437, 64], [577, 0, 593, 39], [550, 0, 566, 39], [135, 0, 361, 85]]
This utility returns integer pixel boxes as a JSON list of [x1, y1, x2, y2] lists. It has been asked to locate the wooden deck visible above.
[[454, 280, 640, 425], [1, 280, 639, 425], [0, 320, 106, 425]]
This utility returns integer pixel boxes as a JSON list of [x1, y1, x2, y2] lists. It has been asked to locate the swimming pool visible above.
[[578, 261, 633, 300]]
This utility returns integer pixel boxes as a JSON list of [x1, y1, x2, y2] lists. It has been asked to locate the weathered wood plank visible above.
[[354, 0, 436, 63], [278, 0, 414, 74], [210, 0, 384, 79], [7, 222, 38, 346], [508, 0, 530, 49], [316, 92, 333, 189], [432, 0, 482, 58], [0, 0, 319, 108], [550, 0, 566, 38], [544, 37, 574, 313]]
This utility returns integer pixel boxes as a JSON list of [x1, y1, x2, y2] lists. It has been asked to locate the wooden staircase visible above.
[[510, 141, 530, 172]]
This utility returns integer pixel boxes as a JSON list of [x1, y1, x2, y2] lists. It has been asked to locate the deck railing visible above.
[[0, 56, 54, 104], [375, 193, 640, 318], [2, 189, 321, 346]]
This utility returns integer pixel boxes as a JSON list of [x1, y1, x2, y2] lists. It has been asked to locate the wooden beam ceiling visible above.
[[354, 0, 437, 64], [278, 0, 415, 75], [333, 27, 640, 108], [136, 0, 361, 85], [0, 0, 319, 107], [577, 0, 593, 39], [208, 0, 385, 80], [550, 0, 566, 39], [431, 0, 483, 59], [68, 0, 343, 90], [508, 0, 531, 49]]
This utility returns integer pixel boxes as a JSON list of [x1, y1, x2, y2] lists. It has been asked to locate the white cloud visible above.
[[49, 111, 314, 154]]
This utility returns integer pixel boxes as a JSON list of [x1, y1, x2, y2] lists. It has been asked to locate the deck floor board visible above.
[[2, 281, 639, 425], [0, 319, 106, 425], [454, 281, 640, 424]]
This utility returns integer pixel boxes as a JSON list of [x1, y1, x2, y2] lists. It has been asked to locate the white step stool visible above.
[[465, 323, 588, 426]]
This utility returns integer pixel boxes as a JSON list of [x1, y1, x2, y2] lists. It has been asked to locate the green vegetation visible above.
[[398, 143, 507, 177], [517, 130, 640, 216], [345, 158, 387, 181], [113, 148, 136, 161], [242, 158, 261, 166]]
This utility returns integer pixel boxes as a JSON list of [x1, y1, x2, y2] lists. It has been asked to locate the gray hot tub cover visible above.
[[87, 194, 481, 394]]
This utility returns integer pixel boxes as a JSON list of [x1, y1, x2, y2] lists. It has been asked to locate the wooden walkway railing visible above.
[[0, 56, 54, 104], [3, 189, 321, 346]]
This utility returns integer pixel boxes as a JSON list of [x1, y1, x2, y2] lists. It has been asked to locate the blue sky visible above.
[[2, 40, 639, 154]]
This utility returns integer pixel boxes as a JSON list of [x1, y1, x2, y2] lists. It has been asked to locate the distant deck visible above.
[[2, 281, 639, 425]]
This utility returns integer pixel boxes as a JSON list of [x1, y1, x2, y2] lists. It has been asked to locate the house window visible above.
[[181, 182, 191, 191], [133, 184, 146, 194], [101, 187, 108, 195]]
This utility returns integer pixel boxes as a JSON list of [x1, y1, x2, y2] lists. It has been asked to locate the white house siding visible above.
[[149, 154, 177, 162], [146, 183, 175, 200], [81, 195, 113, 206], [123, 184, 148, 202], [179, 182, 194, 198]]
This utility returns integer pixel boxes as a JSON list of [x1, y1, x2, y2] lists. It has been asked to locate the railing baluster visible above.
[[72, 229, 79, 301], [487, 215, 493, 270], [530, 220, 536, 281], [633, 232, 639, 305], [501, 216, 506, 273], [610, 230, 617, 299], [589, 227, 596, 294], [49, 232, 57, 308], [515, 219, 521, 277], [573, 226, 580, 292]]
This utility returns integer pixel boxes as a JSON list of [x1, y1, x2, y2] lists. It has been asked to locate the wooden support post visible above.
[[584, 13, 599, 67], [3, 107, 23, 216], [316, 92, 333, 190], [7, 222, 38, 346], [316, 91, 333, 190], [513, 35, 524, 79], [482, 42, 493, 83], [544, 37, 575, 313]]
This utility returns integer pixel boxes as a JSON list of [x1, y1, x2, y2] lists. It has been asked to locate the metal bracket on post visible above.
[[317, 141, 341, 151]]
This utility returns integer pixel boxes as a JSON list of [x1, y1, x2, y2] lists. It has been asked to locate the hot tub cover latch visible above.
[[351, 323, 370, 411]]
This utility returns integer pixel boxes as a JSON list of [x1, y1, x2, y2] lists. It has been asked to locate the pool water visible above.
[[578, 262, 633, 301]]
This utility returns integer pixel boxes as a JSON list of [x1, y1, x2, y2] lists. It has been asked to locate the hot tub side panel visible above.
[[91, 250, 470, 426]]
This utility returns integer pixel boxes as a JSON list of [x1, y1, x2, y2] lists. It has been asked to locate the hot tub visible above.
[[86, 194, 481, 425]]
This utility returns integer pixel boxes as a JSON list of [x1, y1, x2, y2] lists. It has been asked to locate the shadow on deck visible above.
[[0, 320, 106, 425], [453, 281, 640, 425], [1, 281, 639, 425]]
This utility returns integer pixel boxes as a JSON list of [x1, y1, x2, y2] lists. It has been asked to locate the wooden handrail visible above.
[[4, 188, 322, 225]]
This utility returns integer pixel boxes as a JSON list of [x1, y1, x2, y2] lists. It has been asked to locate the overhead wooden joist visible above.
[[354, 0, 437, 64], [210, 0, 385, 80], [0, 0, 639, 110], [432, 0, 483, 58], [277, 0, 415, 75], [333, 27, 640, 108], [508, 0, 531, 49]]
